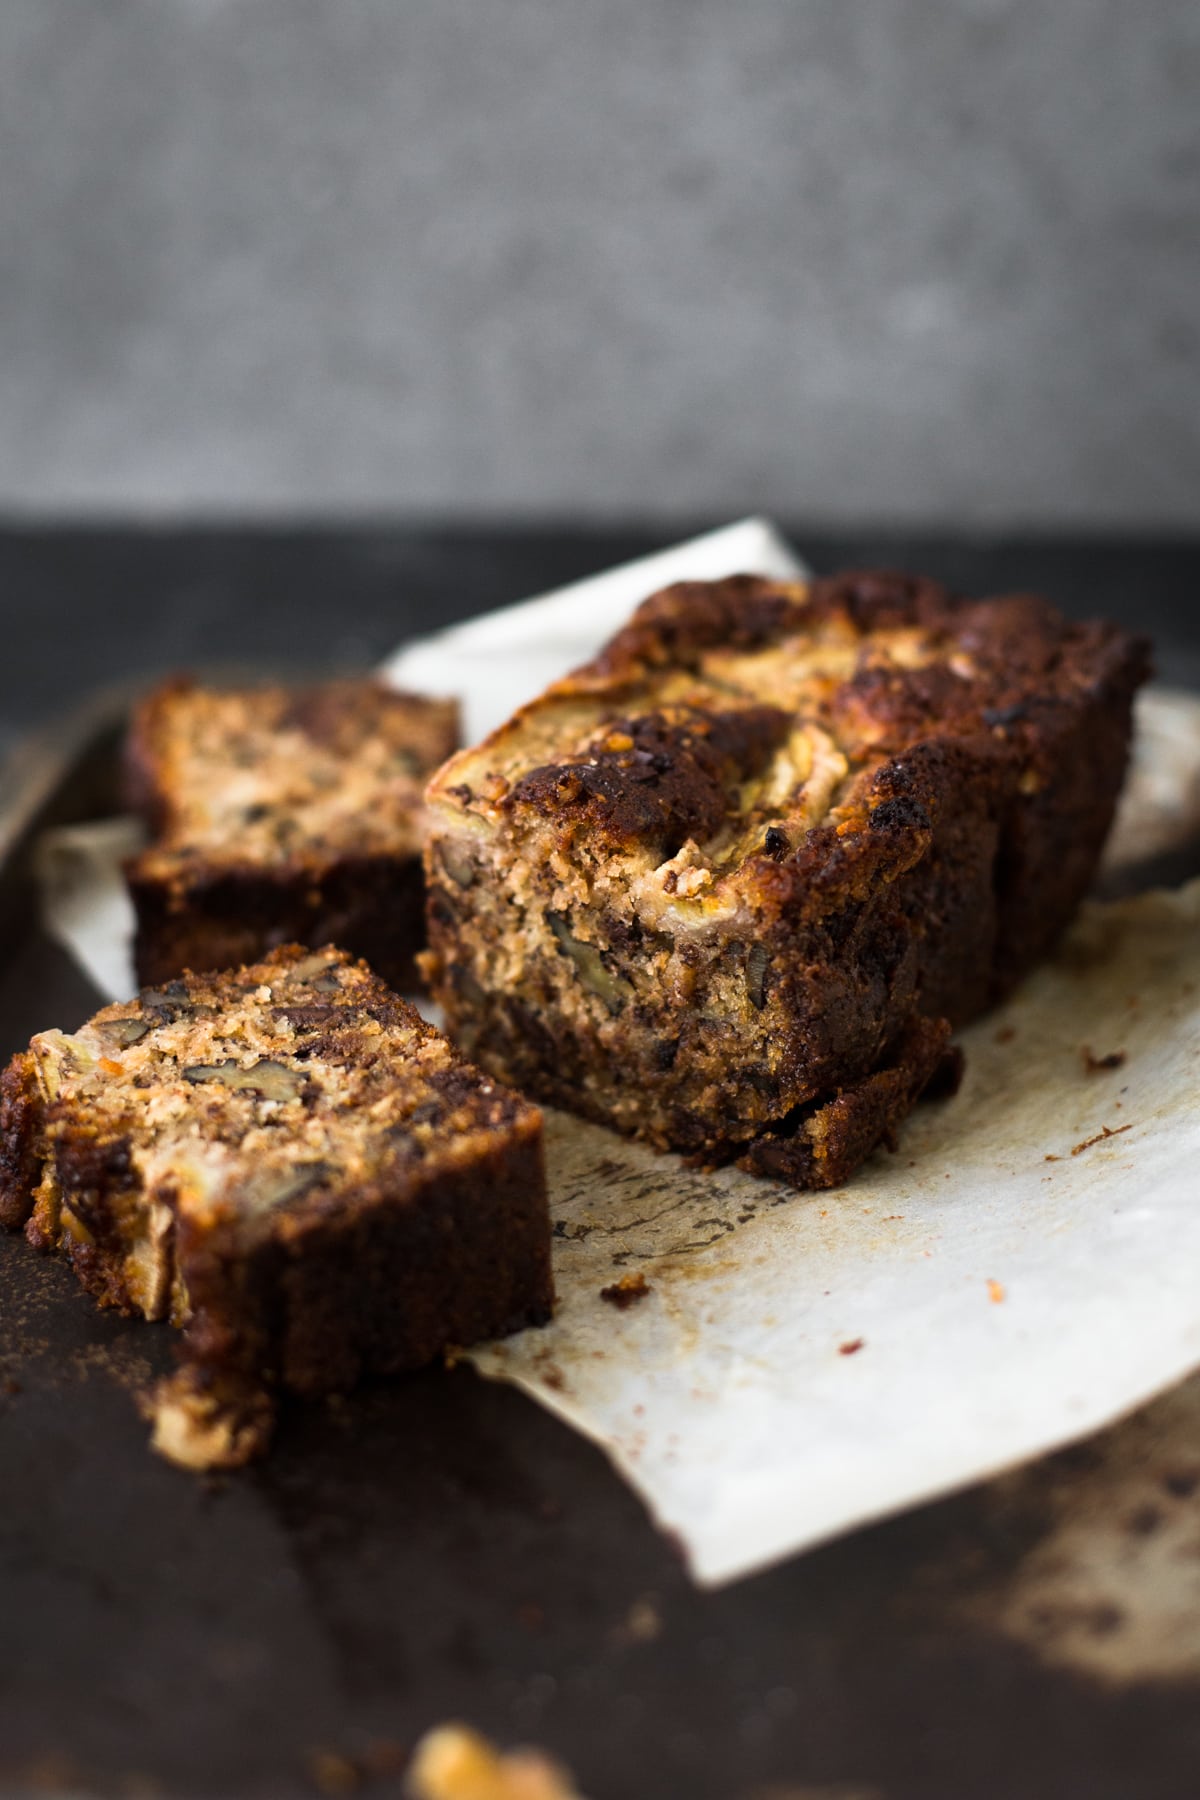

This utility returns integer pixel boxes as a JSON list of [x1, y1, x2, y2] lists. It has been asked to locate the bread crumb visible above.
[[838, 1338, 865, 1356], [599, 1271, 651, 1310], [308, 1748, 360, 1796], [623, 1594, 662, 1642], [407, 1725, 584, 1800], [988, 1279, 1006, 1304], [144, 1368, 274, 1472]]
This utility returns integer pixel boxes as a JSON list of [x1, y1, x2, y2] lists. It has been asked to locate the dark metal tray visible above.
[[4, 549, 1200, 1800]]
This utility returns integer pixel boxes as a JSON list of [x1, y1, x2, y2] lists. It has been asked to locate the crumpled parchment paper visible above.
[[33, 521, 1200, 1585]]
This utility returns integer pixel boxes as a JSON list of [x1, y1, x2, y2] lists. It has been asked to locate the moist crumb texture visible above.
[[423, 570, 1150, 1189], [0, 946, 551, 1465], [125, 677, 459, 989]]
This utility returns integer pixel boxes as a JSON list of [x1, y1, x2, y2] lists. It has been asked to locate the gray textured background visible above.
[[2, 0, 1197, 525]]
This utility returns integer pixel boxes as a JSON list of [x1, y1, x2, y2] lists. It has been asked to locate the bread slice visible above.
[[125, 677, 459, 989], [422, 570, 1149, 1189], [0, 945, 551, 1466]]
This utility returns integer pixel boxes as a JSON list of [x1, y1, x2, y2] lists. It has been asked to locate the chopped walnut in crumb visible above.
[[407, 1725, 585, 1800]]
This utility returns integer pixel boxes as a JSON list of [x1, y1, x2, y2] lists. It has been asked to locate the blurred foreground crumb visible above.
[[408, 1725, 585, 1800]]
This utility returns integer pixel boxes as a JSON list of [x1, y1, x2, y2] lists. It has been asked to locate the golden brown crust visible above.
[[424, 569, 1150, 1189], [736, 1015, 955, 1187], [506, 704, 793, 859]]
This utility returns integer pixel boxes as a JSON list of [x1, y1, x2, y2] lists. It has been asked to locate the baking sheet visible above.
[[33, 522, 1200, 1586]]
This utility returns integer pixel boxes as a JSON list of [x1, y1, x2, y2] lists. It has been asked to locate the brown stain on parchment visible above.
[[962, 1374, 1200, 1686]]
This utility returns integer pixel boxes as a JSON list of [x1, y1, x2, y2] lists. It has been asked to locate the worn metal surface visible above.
[[2, 534, 1200, 1799], [7, 1209, 1200, 1800]]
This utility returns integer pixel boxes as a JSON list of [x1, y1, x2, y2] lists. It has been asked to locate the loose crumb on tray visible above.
[[308, 1748, 361, 1798], [407, 1724, 585, 1800]]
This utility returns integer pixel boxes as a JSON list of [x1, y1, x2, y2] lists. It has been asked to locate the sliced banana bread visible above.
[[0, 945, 551, 1466], [125, 677, 459, 989], [423, 571, 1149, 1189]]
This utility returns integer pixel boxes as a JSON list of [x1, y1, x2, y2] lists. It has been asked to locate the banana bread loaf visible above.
[[422, 570, 1149, 1189], [0, 945, 551, 1466], [125, 677, 459, 989]]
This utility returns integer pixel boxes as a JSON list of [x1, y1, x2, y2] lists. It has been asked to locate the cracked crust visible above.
[[0, 946, 552, 1464], [125, 677, 459, 989], [423, 570, 1149, 1188]]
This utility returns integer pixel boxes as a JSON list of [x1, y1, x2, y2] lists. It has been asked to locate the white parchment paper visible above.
[[381, 515, 806, 743], [33, 522, 1200, 1585], [474, 888, 1200, 1581]]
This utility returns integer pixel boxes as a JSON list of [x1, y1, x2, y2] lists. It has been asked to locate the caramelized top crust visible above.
[[590, 574, 807, 671], [508, 705, 794, 862], [127, 678, 459, 878], [29, 946, 536, 1251], [428, 571, 1150, 932]]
